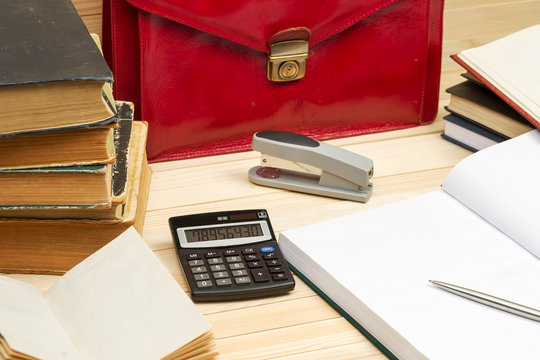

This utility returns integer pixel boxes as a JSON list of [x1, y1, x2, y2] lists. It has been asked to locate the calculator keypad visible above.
[[182, 244, 293, 297]]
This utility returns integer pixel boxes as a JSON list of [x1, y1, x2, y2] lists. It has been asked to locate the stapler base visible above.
[[248, 166, 372, 202]]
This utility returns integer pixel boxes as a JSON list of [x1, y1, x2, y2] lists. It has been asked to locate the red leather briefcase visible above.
[[103, 0, 444, 162]]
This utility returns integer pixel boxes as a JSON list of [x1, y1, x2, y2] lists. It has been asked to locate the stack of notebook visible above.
[[442, 25, 540, 152], [0, 0, 151, 274]]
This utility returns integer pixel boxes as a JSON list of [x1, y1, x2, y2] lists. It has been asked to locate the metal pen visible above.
[[429, 280, 540, 322]]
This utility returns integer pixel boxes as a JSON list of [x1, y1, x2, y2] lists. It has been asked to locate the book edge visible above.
[[451, 54, 540, 129], [287, 263, 399, 360]]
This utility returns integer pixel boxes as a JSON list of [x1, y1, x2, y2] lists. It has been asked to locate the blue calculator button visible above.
[[260, 246, 275, 253]]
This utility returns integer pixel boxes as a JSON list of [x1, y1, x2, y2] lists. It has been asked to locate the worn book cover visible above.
[[0, 124, 117, 170], [0, 0, 116, 136], [0, 164, 113, 206], [0, 122, 151, 274], [0, 118, 135, 219]]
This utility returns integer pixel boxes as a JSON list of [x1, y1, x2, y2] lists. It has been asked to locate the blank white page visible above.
[[0, 276, 82, 360], [443, 130, 540, 258], [457, 25, 540, 123], [279, 191, 540, 360], [44, 227, 211, 360]]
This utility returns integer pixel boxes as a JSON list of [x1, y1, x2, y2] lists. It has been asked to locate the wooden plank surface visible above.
[[6, 0, 540, 359]]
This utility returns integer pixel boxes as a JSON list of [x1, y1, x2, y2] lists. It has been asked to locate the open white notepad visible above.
[[279, 130, 540, 360]]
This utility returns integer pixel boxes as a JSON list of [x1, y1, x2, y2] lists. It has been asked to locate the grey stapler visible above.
[[248, 131, 373, 202]]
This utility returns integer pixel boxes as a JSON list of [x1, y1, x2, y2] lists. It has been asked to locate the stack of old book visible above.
[[442, 25, 540, 152], [0, 0, 151, 274]]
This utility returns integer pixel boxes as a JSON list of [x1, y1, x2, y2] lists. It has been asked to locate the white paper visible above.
[[280, 191, 540, 360], [0, 276, 82, 360], [444, 130, 540, 258], [44, 227, 211, 360]]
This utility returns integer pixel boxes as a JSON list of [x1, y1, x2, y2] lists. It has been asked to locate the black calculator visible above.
[[169, 210, 295, 301]]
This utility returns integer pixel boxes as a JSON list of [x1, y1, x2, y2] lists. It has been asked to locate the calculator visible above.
[[169, 210, 295, 301]]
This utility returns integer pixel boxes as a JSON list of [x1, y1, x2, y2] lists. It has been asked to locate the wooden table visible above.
[[7, 0, 540, 358]]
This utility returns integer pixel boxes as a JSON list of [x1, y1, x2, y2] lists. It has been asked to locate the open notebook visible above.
[[0, 227, 217, 360], [279, 130, 540, 360]]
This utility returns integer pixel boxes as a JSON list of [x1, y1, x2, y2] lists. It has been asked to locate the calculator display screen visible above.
[[184, 223, 263, 243], [176, 220, 272, 248]]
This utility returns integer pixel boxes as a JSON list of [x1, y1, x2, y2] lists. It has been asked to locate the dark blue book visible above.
[[442, 113, 508, 152]]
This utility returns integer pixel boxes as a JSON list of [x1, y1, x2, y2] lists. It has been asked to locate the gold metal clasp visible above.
[[267, 40, 308, 82]]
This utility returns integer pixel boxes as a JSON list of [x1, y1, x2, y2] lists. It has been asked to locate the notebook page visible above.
[[44, 227, 212, 360], [279, 191, 540, 360], [443, 130, 540, 258], [457, 25, 540, 123], [0, 276, 82, 360]]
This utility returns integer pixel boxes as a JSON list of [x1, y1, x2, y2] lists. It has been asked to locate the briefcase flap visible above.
[[126, 0, 403, 53], [119, 0, 443, 161]]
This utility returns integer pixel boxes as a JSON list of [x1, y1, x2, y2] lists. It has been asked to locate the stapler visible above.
[[248, 131, 374, 202]]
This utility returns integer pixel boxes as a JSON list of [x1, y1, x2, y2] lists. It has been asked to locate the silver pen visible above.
[[429, 280, 540, 322]]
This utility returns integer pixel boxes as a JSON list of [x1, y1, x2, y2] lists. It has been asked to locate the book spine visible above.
[[287, 263, 399, 360]]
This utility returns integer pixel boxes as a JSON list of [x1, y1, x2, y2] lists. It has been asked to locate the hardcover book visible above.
[[0, 122, 151, 274], [0, 164, 112, 206], [445, 80, 532, 138], [441, 113, 507, 152], [0, 118, 134, 220], [0, 0, 116, 136], [451, 25, 540, 130], [0, 124, 116, 170]]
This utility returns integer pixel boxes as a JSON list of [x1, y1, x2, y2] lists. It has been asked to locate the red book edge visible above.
[[450, 54, 540, 130]]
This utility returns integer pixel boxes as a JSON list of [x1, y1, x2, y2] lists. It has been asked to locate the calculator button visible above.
[[266, 259, 282, 266], [242, 248, 256, 254], [196, 280, 213, 288], [213, 271, 229, 279], [226, 256, 242, 263], [244, 254, 260, 261], [223, 249, 239, 256], [210, 264, 226, 272], [268, 266, 284, 273], [235, 276, 252, 284], [216, 278, 232, 286], [207, 257, 223, 265], [262, 253, 277, 260], [194, 273, 210, 281], [231, 269, 248, 277], [186, 253, 201, 259], [272, 273, 288, 281], [247, 261, 263, 268], [229, 262, 245, 270], [251, 269, 270, 282], [191, 266, 208, 274], [260, 246, 275, 253], [205, 251, 220, 258], [188, 259, 205, 266]]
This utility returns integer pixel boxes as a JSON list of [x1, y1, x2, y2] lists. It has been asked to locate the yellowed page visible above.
[[458, 25, 540, 123], [0, 277, 82, 360], [44, 227, 212, 360]]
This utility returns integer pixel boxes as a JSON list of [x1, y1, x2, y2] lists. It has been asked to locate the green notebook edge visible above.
[[287, 263, 399, 360]]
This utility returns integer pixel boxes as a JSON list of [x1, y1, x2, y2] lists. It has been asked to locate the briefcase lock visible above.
[[267, 40, 309, 82]]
